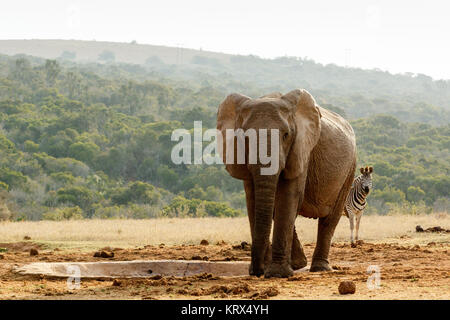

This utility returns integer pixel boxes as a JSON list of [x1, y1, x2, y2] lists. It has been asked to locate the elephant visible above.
[[217, 89, 356, 278]]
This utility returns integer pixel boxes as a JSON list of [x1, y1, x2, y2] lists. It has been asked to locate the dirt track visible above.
[[1, 239, 449, 300]]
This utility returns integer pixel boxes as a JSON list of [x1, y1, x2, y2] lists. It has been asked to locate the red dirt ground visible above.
[[0, 240, 449, 299]]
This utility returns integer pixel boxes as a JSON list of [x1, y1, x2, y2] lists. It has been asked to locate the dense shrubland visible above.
[[0, 54, 448, 220]]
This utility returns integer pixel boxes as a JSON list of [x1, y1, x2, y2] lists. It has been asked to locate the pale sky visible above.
[[0, 0, 449, 79]]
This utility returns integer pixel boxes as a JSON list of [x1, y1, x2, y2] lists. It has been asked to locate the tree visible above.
[[110, 181, 160, 205], [0, 202, 10, 220], [10, 57, 32, 83], [156, 165, 178, 190], [56, 186, 98, 215], [161, 196, 199, 217], [0, 168, 27, 190], [0, 134, 15, 152], [145, 55, 164, 66], [60, 51, 76, 60], [63, 72, 82, 99], [44, 60, 61, 86], [0, 190, 11, 221], [406, 186, 425, 203], [98, 50, 115, 62], [50, 172, 75, 185], [68, 141, 100, 166], [205, 186, 223, 201], [203, 201, 239, 217], [371, 186, 406, 205], [40, 132, 74, 158], [24, 140, 39, 153], [186, 185, 206, 200]]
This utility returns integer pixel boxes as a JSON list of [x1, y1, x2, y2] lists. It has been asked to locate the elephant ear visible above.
[[282, 89, 322, 179], [217, 93, 252, 180]]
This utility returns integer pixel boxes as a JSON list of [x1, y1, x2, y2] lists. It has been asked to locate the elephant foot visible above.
[[291, 252, 307, 270], [264, 262, 293, 278], [310, 259, 332, 272], [249, 243, 271, 277], [248, 262, 265, 277], [249, 266, 265, 277]]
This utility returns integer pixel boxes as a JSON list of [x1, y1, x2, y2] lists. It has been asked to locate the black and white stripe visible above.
[[344, 166, 373, 246]]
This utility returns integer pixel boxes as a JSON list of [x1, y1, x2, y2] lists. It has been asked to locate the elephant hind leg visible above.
[[291, 226, 307, 270], [310, 162, 356, 272]]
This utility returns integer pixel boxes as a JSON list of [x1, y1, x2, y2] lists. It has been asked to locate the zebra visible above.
[[343, 166, 373, 247]]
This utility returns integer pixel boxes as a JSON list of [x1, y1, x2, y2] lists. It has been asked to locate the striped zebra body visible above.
[[344, 166, 373, 246], [344, 175, 369, 217]]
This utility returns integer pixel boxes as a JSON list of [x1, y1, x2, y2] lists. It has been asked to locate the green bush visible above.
[[161, 196, 240, 218], [110, 181, 160, 205], [42, 206, 84, 221], [371, 186, 406, 204]]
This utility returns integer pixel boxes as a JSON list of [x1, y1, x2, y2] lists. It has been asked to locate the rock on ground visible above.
[[338, 281, 356, 295]]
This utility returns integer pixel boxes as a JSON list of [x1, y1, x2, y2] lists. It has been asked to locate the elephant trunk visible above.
[[251, 172, 278, 276]]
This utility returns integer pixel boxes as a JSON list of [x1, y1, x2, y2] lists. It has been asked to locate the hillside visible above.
[[1, 40, 449, 125], [0, 39, 230, 65]]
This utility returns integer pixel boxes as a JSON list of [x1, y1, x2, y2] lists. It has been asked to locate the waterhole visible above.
[[14, 260, 252, 278]]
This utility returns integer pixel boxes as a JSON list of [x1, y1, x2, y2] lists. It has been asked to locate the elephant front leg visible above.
[[264, 179, 300, 278], [244, 179, 258, 275], [244, 179, 274, 275]]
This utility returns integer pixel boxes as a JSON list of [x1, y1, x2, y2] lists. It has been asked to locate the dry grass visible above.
[[0, 213, 449, 250]]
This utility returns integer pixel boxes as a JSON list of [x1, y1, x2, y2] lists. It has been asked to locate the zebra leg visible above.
[[355, 213, 362, 242], [291, 225, 307, 270], [349, 212, 356, 247]]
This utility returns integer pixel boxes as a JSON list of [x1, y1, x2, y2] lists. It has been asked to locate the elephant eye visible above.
[[283, 132, 289, 140]]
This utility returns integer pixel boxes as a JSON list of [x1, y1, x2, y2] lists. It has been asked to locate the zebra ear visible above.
[[368, 166, 373, 173], [360, 167, 365, 174]]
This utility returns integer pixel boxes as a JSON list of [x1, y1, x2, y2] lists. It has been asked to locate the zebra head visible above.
[[359, 166, 373, 195]]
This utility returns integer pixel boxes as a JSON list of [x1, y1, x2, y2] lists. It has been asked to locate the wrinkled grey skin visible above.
[[217, 89, 356, 278]]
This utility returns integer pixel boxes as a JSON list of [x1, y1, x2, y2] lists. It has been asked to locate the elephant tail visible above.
[[343, 205, 349, 217]]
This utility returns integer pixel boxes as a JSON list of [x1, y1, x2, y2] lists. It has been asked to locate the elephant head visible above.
[[217, 89, 322, 275]]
